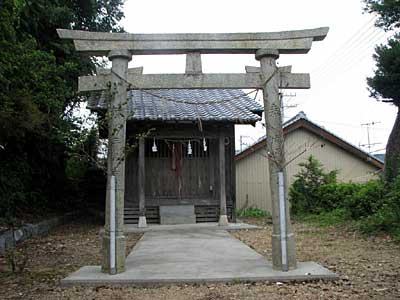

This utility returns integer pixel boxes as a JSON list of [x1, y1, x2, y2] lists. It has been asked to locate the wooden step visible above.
[[124, 205, 233, 224], [124, 206, 160, 224]]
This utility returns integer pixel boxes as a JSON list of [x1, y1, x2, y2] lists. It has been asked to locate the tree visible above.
[[289, 156, 337, 215], [364, 0, 400, 30], [367, 38, 400, 180], [0, 0, 124, 219], [364, 0, 400, 180]]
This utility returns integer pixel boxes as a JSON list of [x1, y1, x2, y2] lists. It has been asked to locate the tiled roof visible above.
[[88, 89, 263, 124]]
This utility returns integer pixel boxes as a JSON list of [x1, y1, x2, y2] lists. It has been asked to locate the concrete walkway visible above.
[[63, 228, 337, 285]]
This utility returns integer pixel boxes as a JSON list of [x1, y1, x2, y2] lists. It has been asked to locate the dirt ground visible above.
[[0, 217, 399, 300]]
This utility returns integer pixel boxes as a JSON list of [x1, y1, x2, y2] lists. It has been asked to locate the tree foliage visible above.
[[364, 0, 400, 31], [367, 38, 400, 105], [0, 0, 124, 219], [364, 0, 400, 180]]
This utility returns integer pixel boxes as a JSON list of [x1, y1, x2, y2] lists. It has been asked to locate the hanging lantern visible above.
[[152, 138, 158, 152], [203, 138, 207, 152], [187, 140, 192, 155]]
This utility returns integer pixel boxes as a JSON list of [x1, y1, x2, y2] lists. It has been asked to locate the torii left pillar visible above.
[[101, 49, 131, 274]]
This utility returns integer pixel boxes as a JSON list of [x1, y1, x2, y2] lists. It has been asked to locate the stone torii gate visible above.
[[57, 27, 328, 274]]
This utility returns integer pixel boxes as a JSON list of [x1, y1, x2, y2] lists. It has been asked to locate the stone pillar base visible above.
[[218, 215, 229, 226], [101, 231, 126, 274], [138, 216, 147, 228], [271, 233, 297, 271]]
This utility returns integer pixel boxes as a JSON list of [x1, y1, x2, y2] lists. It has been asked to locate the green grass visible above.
[[294, 208, 350, 227], [237, 208, 271, 218], [295, 210, 400, 243]]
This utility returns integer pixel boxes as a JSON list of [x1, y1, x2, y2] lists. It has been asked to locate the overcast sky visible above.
[[120, 0, 396, 154]]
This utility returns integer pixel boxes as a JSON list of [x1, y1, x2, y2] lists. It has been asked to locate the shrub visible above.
[[358, 177, 400, 240], [289, 155, 337, 215], [0, 159, 32, 218], [316, 182, 361, 213], [342, 180, 385, 219]]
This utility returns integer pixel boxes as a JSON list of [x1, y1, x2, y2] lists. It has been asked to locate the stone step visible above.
[[160, 205, 196, 225]]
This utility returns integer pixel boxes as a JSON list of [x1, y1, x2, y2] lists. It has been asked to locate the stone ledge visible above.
[[0, 211, 81, 255], [62, 262, 338, 286], [123, 222, 261, 233]]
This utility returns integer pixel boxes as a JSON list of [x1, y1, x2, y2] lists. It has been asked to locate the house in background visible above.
[[90, 89, 263, 224], [235, 112, 384, 213]]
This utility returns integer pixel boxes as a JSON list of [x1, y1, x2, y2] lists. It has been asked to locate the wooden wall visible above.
[[124, 122, 236, 223]]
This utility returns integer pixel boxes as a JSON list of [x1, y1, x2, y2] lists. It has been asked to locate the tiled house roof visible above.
[[88, 89, 263, 124]]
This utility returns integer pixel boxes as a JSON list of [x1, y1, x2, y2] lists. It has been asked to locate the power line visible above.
[[312, 119, 390, 130], [319, 31, 387, 79], [312, 16, 389, 80], [312, 16, 377, 75], [338, 33, 388, 75], [315, 29, 387, 80]]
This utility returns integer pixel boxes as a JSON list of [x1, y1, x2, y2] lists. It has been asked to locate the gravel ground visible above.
[[0, 217, 399, 300]]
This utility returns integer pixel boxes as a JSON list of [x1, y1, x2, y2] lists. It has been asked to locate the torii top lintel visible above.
[[56, 27, 329, 56]]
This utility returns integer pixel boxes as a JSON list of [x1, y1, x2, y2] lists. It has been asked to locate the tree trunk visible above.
[[384, 106, 400, 181]]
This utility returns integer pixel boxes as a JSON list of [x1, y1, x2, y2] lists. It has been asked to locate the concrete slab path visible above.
[[62, 229, 338, 286]]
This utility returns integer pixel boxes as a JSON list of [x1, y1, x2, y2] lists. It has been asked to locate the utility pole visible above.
[[240, 135, 252, 152], [360, 122, 381, 153], [280, 92, 298, 121]]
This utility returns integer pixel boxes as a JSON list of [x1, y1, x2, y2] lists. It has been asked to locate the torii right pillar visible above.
[[256, 49, 297, 271]]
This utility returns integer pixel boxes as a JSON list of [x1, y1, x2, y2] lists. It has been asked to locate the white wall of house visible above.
[[235, 128, 381, 213]]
